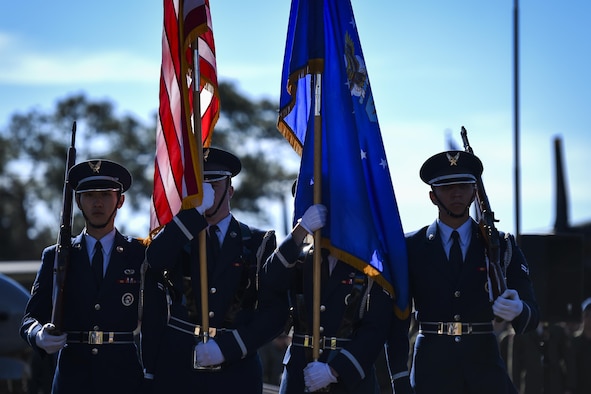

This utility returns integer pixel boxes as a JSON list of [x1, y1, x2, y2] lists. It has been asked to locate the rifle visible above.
[[460, 126, 507, 302], [50, 121, 77, 333]]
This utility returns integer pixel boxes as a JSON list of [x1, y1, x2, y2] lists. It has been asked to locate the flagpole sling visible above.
[[312, 73, 322, 362]]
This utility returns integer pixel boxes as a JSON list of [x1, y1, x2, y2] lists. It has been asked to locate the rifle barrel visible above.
[[51, 121, 77, 332]]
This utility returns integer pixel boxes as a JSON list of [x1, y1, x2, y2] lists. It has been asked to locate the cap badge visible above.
[[88, 160, 102, 173], [446, 152, 459, 166]]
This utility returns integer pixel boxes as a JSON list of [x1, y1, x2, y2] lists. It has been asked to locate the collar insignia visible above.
[[446, 152, 459, 166]]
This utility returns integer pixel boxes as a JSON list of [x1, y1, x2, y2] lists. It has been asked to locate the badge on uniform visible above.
[[118, 269, 138, 284], [121, 292, 134, 306]]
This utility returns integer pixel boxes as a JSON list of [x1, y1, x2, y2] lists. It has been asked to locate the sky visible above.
[[1, 0, 590, 240]]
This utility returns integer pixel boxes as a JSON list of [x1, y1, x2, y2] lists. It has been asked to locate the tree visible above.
[[0, 95, 156, 260], [0, 82, 298, 260], [213, 82, 299, 231]]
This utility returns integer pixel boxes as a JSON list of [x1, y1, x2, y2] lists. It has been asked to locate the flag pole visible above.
[[312, 73, 322, 361], [191, 38, 211, 346]]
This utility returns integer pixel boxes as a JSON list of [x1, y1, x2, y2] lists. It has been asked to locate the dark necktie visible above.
[[449, 230, 463, 274], [208, 225, 221, 260], [92, 241, 104, 287]]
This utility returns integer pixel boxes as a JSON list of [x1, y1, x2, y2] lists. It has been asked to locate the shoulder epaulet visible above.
[[238, 221, 252, 242], [425, 221, 438, 241]]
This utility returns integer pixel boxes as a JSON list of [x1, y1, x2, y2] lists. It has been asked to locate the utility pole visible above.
[[513, 0, 521, 240]]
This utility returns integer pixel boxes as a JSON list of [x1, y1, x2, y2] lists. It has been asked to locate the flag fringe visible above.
[[319, 238, 393, 295], [319, 237, 410, 320], [277, 59, 324, 156]]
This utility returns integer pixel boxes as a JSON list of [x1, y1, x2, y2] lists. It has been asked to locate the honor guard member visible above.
[[140, 147, 286, 394], [20, 160, 146, 394], [386, 150, 539, 394], [260, 204, 395, 393], [572, 298, 591, 394]]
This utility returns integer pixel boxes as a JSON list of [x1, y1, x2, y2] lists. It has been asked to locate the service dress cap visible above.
[[203, 147, 242, 182], [68, 159, 132, 193], [420, 150, 483, 186]]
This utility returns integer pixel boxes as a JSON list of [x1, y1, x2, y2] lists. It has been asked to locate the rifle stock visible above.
[[460, 126, 507, 301], [50, 121, 77, 333]]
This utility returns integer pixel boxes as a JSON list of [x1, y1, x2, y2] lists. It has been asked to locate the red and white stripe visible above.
[[150, 0, 219, 231]]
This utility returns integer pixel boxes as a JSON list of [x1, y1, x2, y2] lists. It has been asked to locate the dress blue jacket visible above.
[[20, 230, 146, 394], [140, 208, 285, 394], [262, 234, 394, 394], [387, 219, 539, 394]]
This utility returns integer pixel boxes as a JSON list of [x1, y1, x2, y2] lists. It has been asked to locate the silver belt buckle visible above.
[[88, 330, 104, 345], [303, 335, 312, 348], [447, 322, 462, 336], [193, 325, 218, 338], [326, 337, 338, 350]]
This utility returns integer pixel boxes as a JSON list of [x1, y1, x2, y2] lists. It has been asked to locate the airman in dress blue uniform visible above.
[[20, 159, 146, 394], [261, 204, 395, 393], [386, 150, 540, 394], [140, 147, 286, 394]]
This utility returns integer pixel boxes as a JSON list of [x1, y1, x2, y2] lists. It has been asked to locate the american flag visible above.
[[150, 0, 219, 230]]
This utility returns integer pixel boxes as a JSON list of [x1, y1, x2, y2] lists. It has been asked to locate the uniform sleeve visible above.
[[20, 246, 56, 357], [141, 208, 206, 376], [242, 232, 305, 343], [138, 262, 169, 379], [505, 234, 540, 334], [385, 314, 411, 387], [260, 233, 304, 291], [146, 208, 207, 271], [215, 231, 291, 363], [329, 283, 394, 387]]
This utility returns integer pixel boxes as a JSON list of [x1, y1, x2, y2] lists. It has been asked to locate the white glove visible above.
[[492, 289, 524, 321], [299, 204, 327, 234], [303, 361, 338, 392], [196, 182, 215, 215], [36, 323, 67, 354], [195, 339, 225, 366]]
